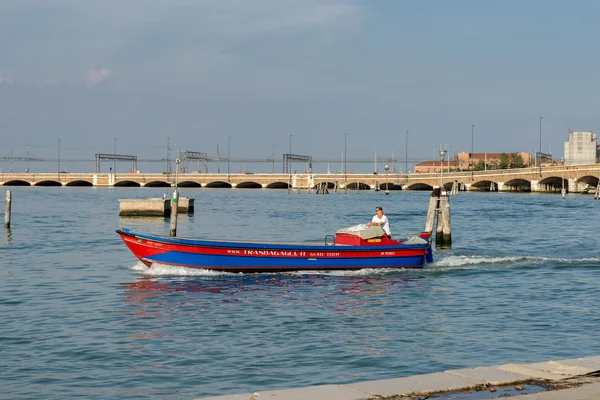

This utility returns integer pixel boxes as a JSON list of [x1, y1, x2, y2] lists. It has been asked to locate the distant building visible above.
[[455, 152, 532, 170], [414, 160, 456, 173], [564, 131, 599, 166]]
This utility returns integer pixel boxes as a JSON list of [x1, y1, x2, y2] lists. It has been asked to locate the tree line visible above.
[[473, 153, 525, 171]]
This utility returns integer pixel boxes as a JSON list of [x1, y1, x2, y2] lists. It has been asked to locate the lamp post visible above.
[[561, 157, 565, 200], [384, 164, 389, 195], [539, 117, 543, 176], [440, 149, 447, 193], [471, 124, 474, 180], [167, 137, 171, 175], [113, 137, 116, 174], [405, 130, 408, 175], [344, 133, 347, 193], [227, 136, 231, 182], [374, 149, 377, 174]]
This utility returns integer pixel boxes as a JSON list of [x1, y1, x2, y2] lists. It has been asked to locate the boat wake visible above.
[[129, 255, 600, 278], [130, 262, 237, 276], [129, 262, 422, 277], [430, 254, 600, 272]]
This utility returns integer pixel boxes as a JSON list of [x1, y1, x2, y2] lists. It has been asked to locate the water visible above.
[[2, 188, 600, 399]]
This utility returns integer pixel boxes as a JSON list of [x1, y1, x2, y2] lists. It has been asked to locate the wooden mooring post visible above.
[[170, 190, 179, 236], [424, 188, 452, 248], [4, 190, 11, 229], [450, 180, 459, 195], [316, 182, 329, 194]]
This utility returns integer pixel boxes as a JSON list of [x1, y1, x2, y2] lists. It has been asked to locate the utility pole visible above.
[[167, 137, 171, 175], [471, 125, 475, 180], [344, 133, 347, 192], [113, 138, 116, 173], [539, 117, 543, 176], [374, 149, 377, 174], [405, 130, 408, 176]]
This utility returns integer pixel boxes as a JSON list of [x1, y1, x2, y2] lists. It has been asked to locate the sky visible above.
[[1, 0, 600, 173]]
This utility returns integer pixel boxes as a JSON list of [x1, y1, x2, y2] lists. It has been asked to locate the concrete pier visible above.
[[119, 197, 194, 216], [197, 356, 600, 400]]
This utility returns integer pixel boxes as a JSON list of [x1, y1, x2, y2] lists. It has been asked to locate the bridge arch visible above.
[[3, 180, 31, 186], [504, 179, 531, 192], [407, 183, 433, 190], [378, 182, 402, 191], [205, 181, 232, 188], [236, 181, 262, 189], [267, 181, 290, 189], [346, 182, 370, 190], [539, 176, 567, 192], [114, 180, 141, 187], [65, 180, 93, 187], [312, 181, 336, 189], [144, 181, 171, 188], [178, 181, 202, 188], [576, 175, 599, 187], [470, 180, 497, 191], [35, 180, 62, 187]]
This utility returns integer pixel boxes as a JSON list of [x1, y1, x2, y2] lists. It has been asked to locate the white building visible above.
[[564, 131, 600, 166]]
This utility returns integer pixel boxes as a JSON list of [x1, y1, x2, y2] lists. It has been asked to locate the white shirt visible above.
[[371, 214, 391, 235]]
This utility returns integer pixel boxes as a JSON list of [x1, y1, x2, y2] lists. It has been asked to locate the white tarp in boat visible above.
[[336, 224, 385, 240]]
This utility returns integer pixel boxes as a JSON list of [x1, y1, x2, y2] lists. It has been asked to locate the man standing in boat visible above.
[[368, 206, 391, 237]]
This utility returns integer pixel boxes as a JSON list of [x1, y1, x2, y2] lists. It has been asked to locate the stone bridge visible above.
[[1, 165, 599, 193]]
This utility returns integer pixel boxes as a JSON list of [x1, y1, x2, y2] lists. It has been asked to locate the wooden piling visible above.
[[424, 192, 440, 234], [440, 195, 452, 245], [169, 190, 179, 237], [435, 204, 444, 245], [4, 190, 11, 228], [425, 188, 451, 248], [595, 183, 600, 200], [317, 183, 329, 194]]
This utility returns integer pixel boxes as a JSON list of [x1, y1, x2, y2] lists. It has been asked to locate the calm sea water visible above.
[[2, 188, 600, 399]]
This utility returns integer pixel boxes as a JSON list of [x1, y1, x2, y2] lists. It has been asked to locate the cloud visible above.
[[86, 68, 112, 87], [39, 79, 61, 88], [0, 76, 14, 84]]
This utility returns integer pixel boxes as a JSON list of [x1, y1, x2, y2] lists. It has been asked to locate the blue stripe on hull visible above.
[[146, 252, 426, 270]]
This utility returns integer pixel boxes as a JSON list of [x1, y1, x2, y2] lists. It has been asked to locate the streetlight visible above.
[[344, 133, 347, 192], [471, 124, 474, 180], [227, 136, 231, 182], [440, 149, 447, 193], [405, 130, 408, 175], [167, 137, 171, 175], [539, 117, 543, 176], [561, 156, 565, 200], [271, 144, 275, 174], [384, 164, 389, 195], [113, 137, 116, 174]]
